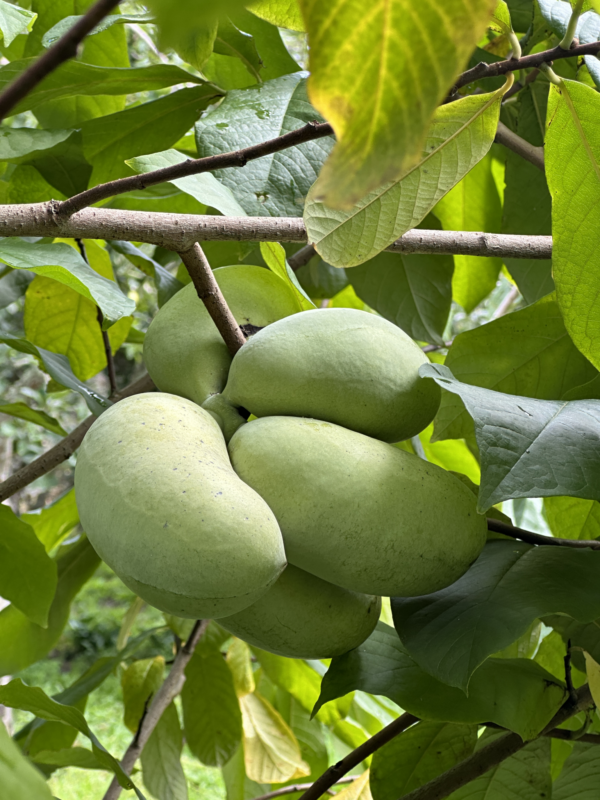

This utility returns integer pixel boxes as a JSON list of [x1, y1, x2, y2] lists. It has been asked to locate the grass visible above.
[[12, 562, 226, 800]]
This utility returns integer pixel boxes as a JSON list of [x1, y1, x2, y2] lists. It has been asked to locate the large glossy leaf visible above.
[[435, 152, 502, 313], [0, 720, 53, 800], [537, 1, 600, 88], [195, 73, 333, 216], [299, 0, 496, 207], [422, 362, 600, 510], [126, 149, 247, 216], [315, 623, 566, 740], [181, 646, 242, 767], [141, 702, 187, 800], [449, 730, 551, 800], [433, 294, 599, 443], [0, 126, 77, 164], [82, 84, 223, 186], [544, 496, 600, 541], [213, 17, 263, 81], [370, 721, 477, 800], [0, 505, 56, 627], [41, 13, 155, 47], [546, 79, 600, 370], [392, 540, 600, 692], [552, 742, 600, 799], [304, 88, 506, 268], [0, 60, 202, 115], [20, 487, 79, 554], [0, 401, 65, 436]]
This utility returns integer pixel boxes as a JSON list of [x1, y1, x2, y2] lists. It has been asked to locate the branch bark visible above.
[[103, 619, 209, 800], [487, 518, 600, 551], [179, 244, 246, 356], [495, 121, 544, 172], [253, 777, 357, 800], [0, 372, 155, 503], [0, 205, 554, 259], [298, 713, 418, 800], [0, 0, 120, 122]]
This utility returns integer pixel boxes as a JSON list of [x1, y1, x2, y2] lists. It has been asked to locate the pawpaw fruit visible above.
[[219, 564, 381, 659], [75, 393, 287, 619], [143, 265, 301, 406], [228, 416, 486, 597], [222, 308, 441, 443]]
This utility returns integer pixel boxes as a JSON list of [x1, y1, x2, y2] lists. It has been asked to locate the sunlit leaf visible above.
[[0, 0, 36, 47], [249, 0, 305, 31]]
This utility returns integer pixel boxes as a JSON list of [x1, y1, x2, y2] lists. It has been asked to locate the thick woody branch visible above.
[[495, 121, 544, 172], [487, 518, 600, 551], [103, 620, 209, 800], [0, 0, 120, 122], [179, 244, 246, 356], [0, 372, 155, 503], [0, 205, 553, 259]]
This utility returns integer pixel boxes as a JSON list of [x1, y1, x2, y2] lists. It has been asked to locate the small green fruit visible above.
[[75, 393, 287, 619], [222, 307, 441, 443], [219, 564, 381, 659], [143, 265, 301, 407], [229, 416, 487, 597]]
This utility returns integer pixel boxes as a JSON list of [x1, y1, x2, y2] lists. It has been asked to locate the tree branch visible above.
[[400, 684, 593, 800], [103, 619, 209, 800], [253, 777, 357, 800], [0, 0, 120, 123], [179, 244, 246, 356], [0, 205, 554, 259], [487, 518, 600, 551], [288, 244, 317, 271], [0, 372, 155, 503], [298, 713, 418, 800], [495, 121, 544, 172]]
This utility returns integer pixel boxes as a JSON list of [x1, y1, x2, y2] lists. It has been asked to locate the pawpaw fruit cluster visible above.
[[76, 272, 486, 660]]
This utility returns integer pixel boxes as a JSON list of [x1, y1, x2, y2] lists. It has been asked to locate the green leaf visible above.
[[505, 0, 534, 32], [0, 719, 53, 800], [230, 8, 301, 81], [552, 742, 600, 799], [348, 248, 453, 345], [546, 79, 600, 369], [213, 17, 263, 81], [304, 89, 506, 268], [424, 361, 600, 508], [417, 424, 480, 486], [109, 240, 183, 308], [221, 743, 267, 800], [0, 126, 76, 163], [141, 703, 187, 800], [226, 638, 255, 697], [0, 332, 110, 415], [371, 721, 477, 799], [83, 84, 223, 186], [432, 293, 599, 444], [195, 73, 333, 216], [299, 0, 497, 207], [0, 0, 36, 47], [0, 239, 134, 327], [0, 268, 33, 309], [121, 657, 165, 733], [315, 623, 566, 740], [489, 0, 513, 33], [0, 402, 65, 436], [32, 747, 104, 770], [0, 505, 56, 627], [0, 679, 144, 796], [42, 13, 155, 47], [392, 540, 600, 691], [449, 730, 551, 799], [545, 496, 600, 540], [126, 149, 247, 217], [248, 0, 305, 30], [543, 614, 600, 667], [0, 60, 203, 115], [181, 646, 242, 766], [0, 537, 100, 676], [435, 152, 502, 313], [260, 241, 315, 309]]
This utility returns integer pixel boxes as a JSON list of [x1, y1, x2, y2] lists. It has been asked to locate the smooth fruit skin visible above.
[[75, 393, 287, 619], [143, 266, 301, 406], [222, 307, 441, 443], [219, 564, 381, 659], [228, 417, 487, 598]]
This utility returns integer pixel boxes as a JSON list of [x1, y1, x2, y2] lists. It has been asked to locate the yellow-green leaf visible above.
[[335, 771, 372, 800], [584, 651, 600, 708], [300, 0, 497, 208], [260, 242, 315, 310], [249, 0, 305, 30], [226, 638, 255, 698]]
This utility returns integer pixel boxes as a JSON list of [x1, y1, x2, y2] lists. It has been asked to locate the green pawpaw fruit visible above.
[[222, 308, 441, 443], [143, 265, 301, 406], [219, 564, 381, 659], [75, 393, 287, 619], [228, 417, 487, 597]]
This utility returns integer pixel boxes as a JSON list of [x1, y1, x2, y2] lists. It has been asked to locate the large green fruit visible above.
[[222, 308, 441, 442], [143, 265, 301, 406], [228, 417, 487, 597], [219, 564, 381, 659], [75, 393, 287, 619]]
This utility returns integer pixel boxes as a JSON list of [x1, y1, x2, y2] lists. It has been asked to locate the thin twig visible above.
[[298, 713, 418, 800], [178, 244, 246, 356], [492, 284, 520, 319], [103, 620, 209, 800], [288, 244, 317, 271], [254, 777, 356, 800], [0, 0, 120, 122], [487, 518, 600, 551], [495, 122, 544, 172], [0, 372, 155, 503]]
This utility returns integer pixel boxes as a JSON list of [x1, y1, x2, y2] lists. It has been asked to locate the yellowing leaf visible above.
[[489, 0, 513, 34], [227, 638, 255, 697], [584, 651, 600, 709], [260, 241, 315, 309], [249, 0, 305, 30], [240, 692, 310, 783], [334, 771, 373, 800], [300, 0, 496, 207]]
